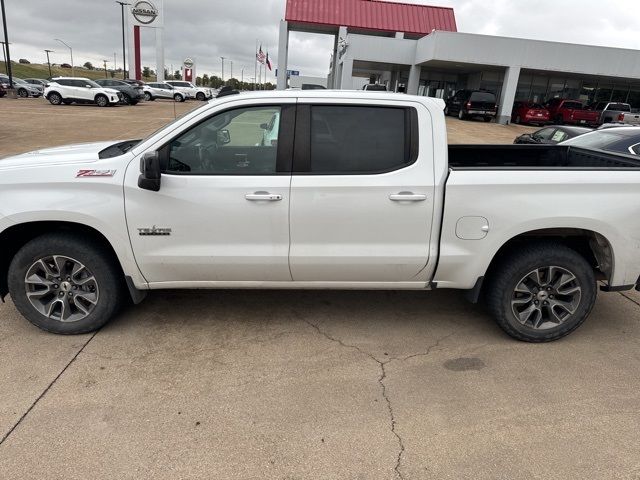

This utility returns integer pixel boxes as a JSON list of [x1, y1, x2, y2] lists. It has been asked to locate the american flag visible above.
[[256, 45, 266, 65]]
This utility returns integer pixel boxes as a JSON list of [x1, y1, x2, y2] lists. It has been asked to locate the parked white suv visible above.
[[45, 78, 121, 107], [143, 82, 187, 102], [164, 80, 213, 101]]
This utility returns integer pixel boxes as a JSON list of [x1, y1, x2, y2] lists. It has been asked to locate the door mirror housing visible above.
[[85, 84, 92, 88], [217, 129, 231, 145], [138, 151, 161, 191], [260, 123, 269, 130]]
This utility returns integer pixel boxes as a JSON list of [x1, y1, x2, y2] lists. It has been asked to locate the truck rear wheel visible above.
[[486, 243, 596, 342], [8, 233, 125, 334]]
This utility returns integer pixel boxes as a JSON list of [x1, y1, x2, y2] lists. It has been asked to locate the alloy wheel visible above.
[[510, 266, 582, 330], [24, 255, 99, 323]]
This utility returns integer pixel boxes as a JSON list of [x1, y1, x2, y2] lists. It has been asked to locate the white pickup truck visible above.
[[2, 91, 640, 342]]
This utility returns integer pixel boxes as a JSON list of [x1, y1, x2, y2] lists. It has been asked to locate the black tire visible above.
[[144, 92, 153, 101], [174, 93, 184, 103], [130, 100, 139, 106], [444, 106, 450, 116], [515, 115, 521, 124], [48, 92, 63, 105], [18, 88, 28, 98], [8, 233, 125, 335], [486, 242, 597, 342], [483, 117, 492, 123], [95, 94, 109, 107], [196, 92, 206, 101], [121, 93, 131, 105], [458, 109, 466, 120], [555, 114, 564, 125]]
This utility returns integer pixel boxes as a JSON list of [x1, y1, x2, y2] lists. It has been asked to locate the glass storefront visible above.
[[515, 75, 640, 109], [417, 68, 640, 110]]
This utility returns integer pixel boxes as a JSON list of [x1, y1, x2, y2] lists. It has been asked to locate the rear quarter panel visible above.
[[435, 169, 640, 289]]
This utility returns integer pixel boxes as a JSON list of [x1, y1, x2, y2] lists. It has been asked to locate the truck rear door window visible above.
[[309, 106, 413, 174]]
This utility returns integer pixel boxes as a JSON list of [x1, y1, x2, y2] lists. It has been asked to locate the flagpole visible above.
[[253, 39, 258, 90]]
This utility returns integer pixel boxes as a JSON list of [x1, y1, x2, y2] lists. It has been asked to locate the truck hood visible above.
[[0, 141, 116, 168]]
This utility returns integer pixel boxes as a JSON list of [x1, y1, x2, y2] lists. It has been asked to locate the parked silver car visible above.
[[23, 78, 50, 89], [13, 78, 43, 98]]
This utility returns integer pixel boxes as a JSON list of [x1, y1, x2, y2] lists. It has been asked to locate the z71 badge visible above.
[[138, 226, 172, 236], [76, 169, 117, 178]]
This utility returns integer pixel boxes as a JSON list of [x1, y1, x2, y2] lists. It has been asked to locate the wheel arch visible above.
[[0, 221, 141, 303], [481, 227, 614, 296]]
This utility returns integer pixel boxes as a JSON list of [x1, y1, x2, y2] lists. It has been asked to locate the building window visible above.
[[595, 83, 614, 103], [515, 74, 533, 102], [547, 77, 566, 99], [580, 82, 597, 105], [612, 85, 630, 103], [530, 75, 549, 104], [628, 86, 640, 110], [564, 78, 581, 101]]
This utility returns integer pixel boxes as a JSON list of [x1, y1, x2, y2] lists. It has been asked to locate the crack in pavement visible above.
[[379, 361, 406, 480], [0, 330, 99, 447], [620, 291, 640, 310], [296, 312, 454, 480]]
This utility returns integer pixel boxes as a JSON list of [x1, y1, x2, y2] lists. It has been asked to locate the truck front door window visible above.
[[166, 106, 281, 175]]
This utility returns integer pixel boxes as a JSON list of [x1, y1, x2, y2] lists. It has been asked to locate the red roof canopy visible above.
[[285, 0, 457, 36]]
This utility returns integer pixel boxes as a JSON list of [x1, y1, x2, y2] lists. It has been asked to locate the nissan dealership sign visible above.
[[130, 0, 163, 28]]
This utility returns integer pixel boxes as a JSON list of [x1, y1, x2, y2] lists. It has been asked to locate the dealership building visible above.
[[277, 0, 640, 124]]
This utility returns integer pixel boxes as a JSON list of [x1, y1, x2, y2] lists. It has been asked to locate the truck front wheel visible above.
[[486, 243, 596, 342], [8, 233, 125, 334]]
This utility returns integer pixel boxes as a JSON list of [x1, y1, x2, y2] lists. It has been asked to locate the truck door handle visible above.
[[245, 192, 282, 202], [389, 193, 427, 202]]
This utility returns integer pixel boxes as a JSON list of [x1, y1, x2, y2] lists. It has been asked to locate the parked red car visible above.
[[511, 101, 550, 125], [544, 98, 600, 126]]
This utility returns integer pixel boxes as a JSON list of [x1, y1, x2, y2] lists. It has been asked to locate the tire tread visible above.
[[486, 242, 597, 342]]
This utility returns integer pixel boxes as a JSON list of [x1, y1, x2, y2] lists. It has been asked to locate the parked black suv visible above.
[[445, 90, 498, 122], [94, 79, 145, 105]]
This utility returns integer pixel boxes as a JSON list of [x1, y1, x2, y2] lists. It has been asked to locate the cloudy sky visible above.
[[2, 0, 638, 82]]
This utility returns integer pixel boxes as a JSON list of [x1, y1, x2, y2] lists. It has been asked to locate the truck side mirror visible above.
[[138, 151, 161, 192], [217, 129, 231, 145]]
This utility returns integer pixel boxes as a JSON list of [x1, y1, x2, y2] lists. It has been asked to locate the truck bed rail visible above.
[[448, 145, 640, 170]]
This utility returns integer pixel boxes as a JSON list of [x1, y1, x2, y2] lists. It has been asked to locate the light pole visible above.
[[0, 0, 13, 89], [230, 60, 233, 80], [103, 59, 109, 78], [115, 1, 130, 79], [44, 49, 54, 77], [241, 67, 245, 85], [0, 41, 9, 74], [220, 56, 225, 82], [54, 38, 73, 76]]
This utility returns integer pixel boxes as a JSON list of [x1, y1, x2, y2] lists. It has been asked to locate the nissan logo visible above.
[[132, 1, 159, 25]]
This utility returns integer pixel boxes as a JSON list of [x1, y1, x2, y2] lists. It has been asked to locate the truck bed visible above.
[[448, 145, 640, 170]]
